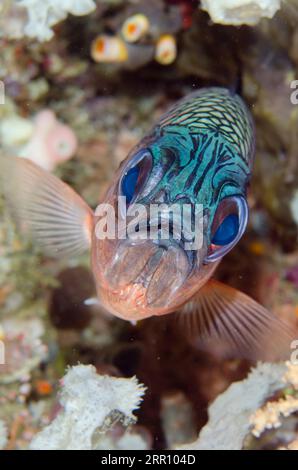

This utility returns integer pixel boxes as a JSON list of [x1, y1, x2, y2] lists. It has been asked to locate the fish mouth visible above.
[[104, 217, 194, 310]]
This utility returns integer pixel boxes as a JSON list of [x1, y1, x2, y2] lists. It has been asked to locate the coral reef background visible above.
[[0, 0, 298, 450]]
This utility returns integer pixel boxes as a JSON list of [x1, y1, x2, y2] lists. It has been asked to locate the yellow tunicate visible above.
[[121, 14, 150, 43], [91, 35, 128, 63], [155, 34, 177, 65]]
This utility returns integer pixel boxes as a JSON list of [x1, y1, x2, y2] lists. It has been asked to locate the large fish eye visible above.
[[204, 196, 248, 263], [211, 213, 239, 246], [121, 165, 140, 204], [119, 149, 152, 206]]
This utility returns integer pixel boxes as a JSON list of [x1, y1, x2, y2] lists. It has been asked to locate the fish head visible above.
[[91, 124, 251, 321]]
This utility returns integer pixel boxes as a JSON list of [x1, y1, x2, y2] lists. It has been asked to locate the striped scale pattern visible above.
[[143, 124, 251, 228], [157, 87, 255, 168], [134, 87, 255, 244]]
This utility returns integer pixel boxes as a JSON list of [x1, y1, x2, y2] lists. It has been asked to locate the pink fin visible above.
[[178, 279, 296, 361], [0, 154, 93, 257]]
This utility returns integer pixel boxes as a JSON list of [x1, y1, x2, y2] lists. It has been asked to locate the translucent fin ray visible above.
[[178, 279, 296, 361], [0, 154, 93, 257]]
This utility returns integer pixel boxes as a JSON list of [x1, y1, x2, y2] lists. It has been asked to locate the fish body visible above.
[[0, 87, 294, 360], [92, 88, 254, 320]]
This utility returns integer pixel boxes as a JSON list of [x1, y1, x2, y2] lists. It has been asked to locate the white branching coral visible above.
[[177, 362, 298, 450], [201, 0, 282, 26], [250, 395, 298, 437], [283, 362, 298, 389], [0, 420, 8, 450], [2, 0, 96, 41], [249, 361, 298, 438], [30, 365, 147, 450]]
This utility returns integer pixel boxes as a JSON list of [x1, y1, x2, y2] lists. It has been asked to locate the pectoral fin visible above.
[[0, 154, 93, 257], [178, 279, 295, 361]]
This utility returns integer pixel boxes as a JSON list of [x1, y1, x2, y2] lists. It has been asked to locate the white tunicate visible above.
[[201, 0, 282, 26]]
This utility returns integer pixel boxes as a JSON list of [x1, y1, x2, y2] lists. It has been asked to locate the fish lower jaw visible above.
[[98, 284, 152, 321], [98, 284, 173, 321]]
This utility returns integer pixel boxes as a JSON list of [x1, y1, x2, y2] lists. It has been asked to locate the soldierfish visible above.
[[0, 87, 295, 360]]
